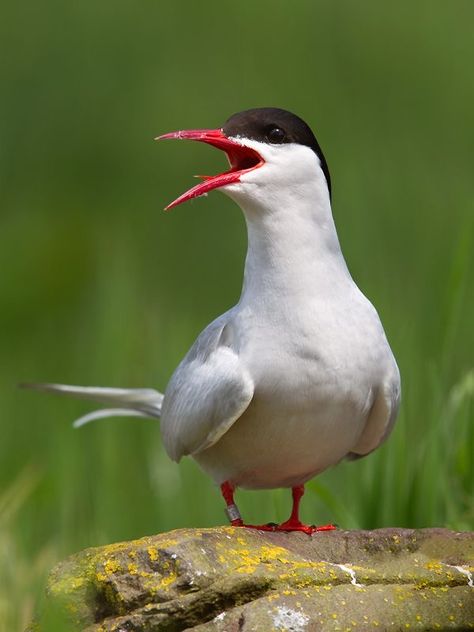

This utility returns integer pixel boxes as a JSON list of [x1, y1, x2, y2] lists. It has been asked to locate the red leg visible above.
[[220, 482, 276, 531], [220, 482, 337, 534], [276, 485, 337, 534], [220, 481, 243, 526]]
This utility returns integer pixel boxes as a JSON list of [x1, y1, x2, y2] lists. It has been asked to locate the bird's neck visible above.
[[238, 188, 352, 305]]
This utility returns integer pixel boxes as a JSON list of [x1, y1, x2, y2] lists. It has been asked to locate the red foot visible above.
[[233, 521, 337, 534], [220, 481, 337, 535], [239, 523, 279, 532], [276, 520, 337, 534]]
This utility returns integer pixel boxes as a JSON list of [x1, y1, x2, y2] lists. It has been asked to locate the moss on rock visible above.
[[39, 527, 474, 631]]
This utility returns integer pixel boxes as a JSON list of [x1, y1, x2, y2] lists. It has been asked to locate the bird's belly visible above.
[[193, 384, 372, 489]]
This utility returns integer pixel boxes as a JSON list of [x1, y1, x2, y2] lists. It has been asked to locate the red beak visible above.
[[156, 128, 263, 210]]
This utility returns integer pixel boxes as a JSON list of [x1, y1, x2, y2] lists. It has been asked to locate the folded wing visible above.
[[160, 315, 254, 462]]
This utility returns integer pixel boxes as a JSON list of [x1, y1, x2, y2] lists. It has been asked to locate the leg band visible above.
[[225, 503, 242, 523]]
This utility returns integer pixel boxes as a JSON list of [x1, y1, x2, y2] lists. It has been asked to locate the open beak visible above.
[[156, 128, 264, 210]]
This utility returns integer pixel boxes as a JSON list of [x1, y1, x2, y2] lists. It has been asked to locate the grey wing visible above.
[[348, 362, 401, 459], [160, 313, 254, 462]]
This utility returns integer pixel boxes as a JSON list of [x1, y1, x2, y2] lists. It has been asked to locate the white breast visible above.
[[189, 141, 399, 489]]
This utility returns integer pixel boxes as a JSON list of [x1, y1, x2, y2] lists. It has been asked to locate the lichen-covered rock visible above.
[[39, 527, 473, 631]]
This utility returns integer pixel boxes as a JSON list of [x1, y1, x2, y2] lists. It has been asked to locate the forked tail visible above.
[[21, 383, 163, 428]]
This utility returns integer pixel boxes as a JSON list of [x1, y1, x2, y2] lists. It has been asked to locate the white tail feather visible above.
[[73, 408, 152, 428], [21, 382, 163, 426]]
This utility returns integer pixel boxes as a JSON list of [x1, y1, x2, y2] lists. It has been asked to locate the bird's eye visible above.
[[267, 127, 286, 143]]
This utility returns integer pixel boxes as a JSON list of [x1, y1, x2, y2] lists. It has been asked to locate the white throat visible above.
[[223, 142, 352, 305]]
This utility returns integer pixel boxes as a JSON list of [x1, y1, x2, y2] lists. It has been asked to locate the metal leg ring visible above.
[[225, 503, 242, 523]]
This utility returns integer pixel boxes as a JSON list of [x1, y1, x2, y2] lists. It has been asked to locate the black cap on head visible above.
[[223, 107, 331, 198]]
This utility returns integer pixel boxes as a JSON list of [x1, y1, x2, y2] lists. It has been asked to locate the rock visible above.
[[39, 527, 473, 631]]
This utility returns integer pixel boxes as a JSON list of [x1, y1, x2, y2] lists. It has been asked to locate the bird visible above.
[[25, 107, 401, 534]]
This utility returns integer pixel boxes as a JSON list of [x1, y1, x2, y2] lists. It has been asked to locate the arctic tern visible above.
[[27, 108, 400, 533]]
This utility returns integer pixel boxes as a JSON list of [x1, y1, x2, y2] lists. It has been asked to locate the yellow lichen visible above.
[[140, 567, 178, 596], [104, 558, 121, 575], [159, 570, 178, 589], [425, 561, 443, 574], [147, 546, 158, 561], [96, 557, 122, 583], [267, 592, 280, 602]]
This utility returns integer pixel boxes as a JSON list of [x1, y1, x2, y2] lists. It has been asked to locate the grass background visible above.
[[0, 1, 473, 628]]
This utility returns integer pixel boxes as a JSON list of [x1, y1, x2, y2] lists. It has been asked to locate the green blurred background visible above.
[[1, 1, 473, 627]]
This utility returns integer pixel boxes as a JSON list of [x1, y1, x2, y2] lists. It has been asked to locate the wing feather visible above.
[[161, 315, 253, 462], [349, 367, 401, 458]]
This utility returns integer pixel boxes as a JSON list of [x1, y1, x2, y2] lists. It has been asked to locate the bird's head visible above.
[[157, 107, 331, 212]]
